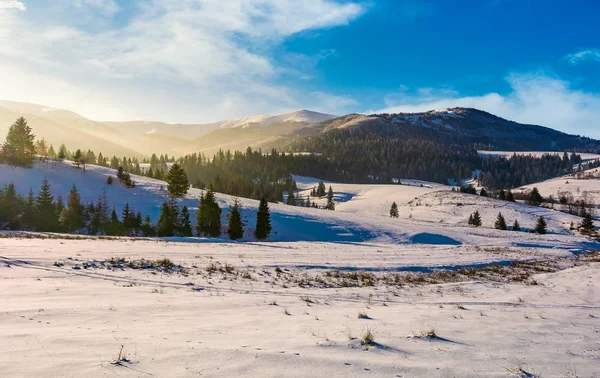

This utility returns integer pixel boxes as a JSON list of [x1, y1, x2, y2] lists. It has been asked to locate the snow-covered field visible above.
[[516, 166, 600, 207], [2, 160, 600, 376]]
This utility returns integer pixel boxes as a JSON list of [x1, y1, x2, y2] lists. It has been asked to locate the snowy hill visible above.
[[1, 160, 595, 251], [218, 110, 336, 129]]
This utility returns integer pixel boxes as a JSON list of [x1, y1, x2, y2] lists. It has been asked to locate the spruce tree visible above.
[[22, 188, 36, 230], [254, 198, 272, 240], [581, 211, 595, 234], [62, 185, 84, 232], [535, 216, 547, 234], [122, 203, 134, 234], [498, 190, 506, 201], [166, 163, 189, 197], [286, 191, 296, 206], [36, 178, 58, 231], [494, 212, 507, 230], [157, 201, 174, 237], [179, 205, 193, 237], [141, 215, 156, 237], [390, 202, 399, 218], [326, 186, 335, 210], [227, 198, 244, 240], [107, 208, 124, 236], [0, 182, 21, 229], [480, 188, 488, 197], [57, 144, 68, 160], [513, 219, 521, 232], [3, 117, 36, 167], [506, 190, 515, 202], [316, 181, 326, 197], [469, 210, 482, 227], [197, 188, 221, 237], [528, 187, 544, 206]]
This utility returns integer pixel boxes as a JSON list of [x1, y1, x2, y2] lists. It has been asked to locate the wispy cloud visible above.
[[564, 49, 600, 65], [310, 91, 358, 114], [0, 0, 366, 122], [372, 73, 600, 138], [0, 0, 26, 11]]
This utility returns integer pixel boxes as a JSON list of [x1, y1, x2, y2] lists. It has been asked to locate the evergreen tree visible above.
[[389, 201, 399, 218], [498, 189, 506, 201], [227, 198, 244, 240], [197, 188, 222, 237], [326, 186, 335, 210], [62, 185, 85, 232], [22, 188, 36, 229], [534, 216, 547, 234], [166, 163, 189, 197], [506, 190, 515, 202], [157, 201, 174, 237], [92, 190, 111, 234], [179, 205, 193, 237], [494, 212, 507, 230], [107, 208, 124, 236], [57, 144, 68, 160], [141, 215, 156, 237], [2, 117, 36, 167], [316, 181, 326, 197], [0, 182, 22, 229], [121, 202, 134, 234], [47, 144, 56, 157], [469, 210, 482, 227], [286, 190, 296, 206], [255, 198, 272, 240], [513, 219, 521, 232], [581, 211, 595, 234], [527, 187, 544, 206], [480, 188, 488, 197], [36, 178, 58, 231]]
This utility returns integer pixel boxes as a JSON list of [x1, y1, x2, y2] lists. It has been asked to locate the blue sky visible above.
[[0, 0, 599, 137]]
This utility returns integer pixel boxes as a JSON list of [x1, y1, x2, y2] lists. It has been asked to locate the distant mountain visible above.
[[265, 108, 600, 153], [218, 110, 336, 129]]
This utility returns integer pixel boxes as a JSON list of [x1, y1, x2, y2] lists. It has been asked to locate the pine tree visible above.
[[254, 198, 272, 240], [286, 190, 296, 206], [179, 205, 193, 237], [107, 208, 124, 236], [62, 185, 84, 232], [506, 190, 515, 202], [197, 188, 221, 237], [36, 178, 58, 231], [326, 186, 335, 210], [227, 198, 244, 240], [469, 210, 482, 227], [2, 117, 36, 167], [527, 187, 544, 206], [0, 182, 22, 229], [21, 188, 36, 229], [498, 190, 506, 200], [581, 211, 595, 234], [157, 201, 174, 237], [57, 144, 68, 160], [534, 216, 547, 234], [513, 219, 521, 232], [47, 144, 56, 157], [93, 190, 110, 234], [122, 202, 134, 234], [480, 188, 488, 197], [141, 215, 156, 237], [316, 181, 326, 197], [494, 212, 507, 230], [166, 163, 189, 197], [389, 202, 399, 218]]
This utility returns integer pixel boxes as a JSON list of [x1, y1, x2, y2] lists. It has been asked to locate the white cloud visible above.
[[310, 91, 357, 114], [73, 0, 119, 15], [0, 0, 365, 122], [0, 0, 26, 11], [565, 49, 600, 65], [372, 74, 600, 138]]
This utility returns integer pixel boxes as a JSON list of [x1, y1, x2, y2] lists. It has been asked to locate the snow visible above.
[[2, 160, 600, 376]]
